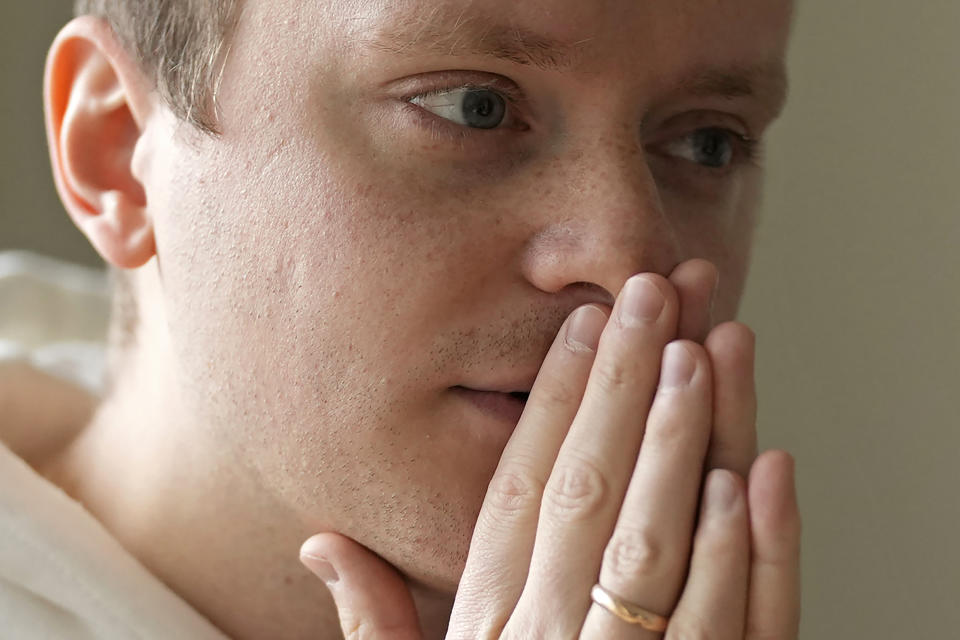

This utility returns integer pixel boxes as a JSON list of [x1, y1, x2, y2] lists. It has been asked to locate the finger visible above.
[[300, 533, 422, 640], [511, 275, 679, 637], [704, 322, 758, 478], [581, 341, 713, 640], [745, 451, 802, 640], [669, 259, 719, 343], [666, 469, 750, 640], [448, 304, 608, 637]]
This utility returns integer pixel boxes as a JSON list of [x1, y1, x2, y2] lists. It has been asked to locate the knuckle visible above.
[[696, 524, 743, 566], [603, 526, 671, 583], [592, 357, 631, 395], [484, 467, 544, 517], [447, 580, 513, 640], [647, 408, 689, 449], [532, 375, 580, 412], [543, 459, 607, 521]]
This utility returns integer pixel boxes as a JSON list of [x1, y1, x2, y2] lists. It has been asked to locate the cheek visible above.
[[152, 132, 488, 428], [659, 169, 761, 317], [151, 136, 509, 557]]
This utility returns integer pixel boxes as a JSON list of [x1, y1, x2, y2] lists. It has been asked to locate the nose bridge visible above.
[[520, 134, 680, 299]]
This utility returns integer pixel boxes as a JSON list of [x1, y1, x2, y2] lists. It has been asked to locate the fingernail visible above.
[[565, 305, 605, 353], [619, 276, 666, 327], [300, 553, 339, 586], [659, 342, 696, 389], [705, 470, 740, 516]]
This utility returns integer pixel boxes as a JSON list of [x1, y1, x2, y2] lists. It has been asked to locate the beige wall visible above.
[[742, 2, 959, 637], [2, 2, 957, 638], [0, 1, 98, 265]]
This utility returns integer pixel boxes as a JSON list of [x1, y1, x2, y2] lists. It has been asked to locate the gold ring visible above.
[[590, 584, 670, 632]]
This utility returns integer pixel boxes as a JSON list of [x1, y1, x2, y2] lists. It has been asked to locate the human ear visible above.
[[44, 17, 156, 269]]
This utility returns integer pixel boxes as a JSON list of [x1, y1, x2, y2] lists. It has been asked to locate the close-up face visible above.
[[137, 0, 793, 593]]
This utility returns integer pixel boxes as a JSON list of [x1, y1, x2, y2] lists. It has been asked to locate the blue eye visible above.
[[661, 127, 752, 169], [410, 88, 508, 130], [690, 129, 734, 168]]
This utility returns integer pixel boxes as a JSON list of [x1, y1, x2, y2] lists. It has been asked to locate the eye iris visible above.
[[461, 90, 506, 129], [692, 129, 734, 168]]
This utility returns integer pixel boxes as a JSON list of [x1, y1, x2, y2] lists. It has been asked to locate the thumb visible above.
[[300, 533, 423, 640]]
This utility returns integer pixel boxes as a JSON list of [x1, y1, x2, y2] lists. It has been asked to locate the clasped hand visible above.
[[301, 260, 801, 640]]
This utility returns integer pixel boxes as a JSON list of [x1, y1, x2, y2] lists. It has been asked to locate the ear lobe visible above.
[[45, 17, 156, 269]]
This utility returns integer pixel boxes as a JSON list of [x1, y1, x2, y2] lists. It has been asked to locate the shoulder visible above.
[[0, 361, 97, 467], [0, 251, 108, 464]]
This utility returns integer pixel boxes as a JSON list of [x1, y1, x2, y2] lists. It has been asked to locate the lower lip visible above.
[[452, 387, 526, 426]]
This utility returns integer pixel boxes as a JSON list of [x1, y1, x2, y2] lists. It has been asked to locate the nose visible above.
[[519, 144, 681, 302]]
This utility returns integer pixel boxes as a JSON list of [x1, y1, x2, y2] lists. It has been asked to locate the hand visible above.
[[300, 260, 801, 639]]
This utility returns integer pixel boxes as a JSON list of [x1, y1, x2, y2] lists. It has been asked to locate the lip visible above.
[[452, 387, 527, 426], [459, 369, 540, 396]]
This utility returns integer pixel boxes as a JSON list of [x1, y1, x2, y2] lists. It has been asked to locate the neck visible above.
[[41, 353, 454, 639]]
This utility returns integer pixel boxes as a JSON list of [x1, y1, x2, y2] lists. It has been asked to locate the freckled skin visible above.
[[54, 0, 793, 637]]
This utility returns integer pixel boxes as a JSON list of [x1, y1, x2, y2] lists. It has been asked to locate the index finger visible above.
[[448, 303, 607, 637]]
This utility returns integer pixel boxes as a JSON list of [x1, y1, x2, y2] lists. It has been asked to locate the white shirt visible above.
[[0, 251, 228, 639]]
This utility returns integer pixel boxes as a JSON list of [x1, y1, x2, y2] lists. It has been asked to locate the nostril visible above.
[[509, 391, 530, 402]]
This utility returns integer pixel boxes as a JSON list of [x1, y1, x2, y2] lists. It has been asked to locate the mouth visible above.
[[508, 391, 531, 403], [452, 386, 529, 426]]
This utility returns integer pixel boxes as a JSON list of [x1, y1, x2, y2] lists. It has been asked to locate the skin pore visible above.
[[39, 0, 792, 638]]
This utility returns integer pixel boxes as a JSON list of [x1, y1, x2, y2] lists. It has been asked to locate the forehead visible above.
[[219, 0, 793, 143], [255, 0, 792, 60], [347, 0, 793, 68], [241, 0, 793, 120]]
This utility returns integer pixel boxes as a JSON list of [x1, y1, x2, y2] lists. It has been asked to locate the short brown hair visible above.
[[74, 0, 243, 134], [72, 1, 243, 382]]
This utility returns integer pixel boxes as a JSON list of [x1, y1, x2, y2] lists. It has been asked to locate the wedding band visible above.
[[590, 584, 670, 632]]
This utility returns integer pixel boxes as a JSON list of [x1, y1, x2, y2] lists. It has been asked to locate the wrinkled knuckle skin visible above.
[[697, 512, 746, 563], [446, 594, 506, 640], [485, 468, 544, 518], [603, 527, 669, 584], [592, 357, 632, 396], [647, 408, 689, 449], [543, 460, 607, 522], [532, 376, 579, 412]]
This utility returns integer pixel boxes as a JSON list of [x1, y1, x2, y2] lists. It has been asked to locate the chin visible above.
[[398, 519, 473, 596], [358, 490, 481, 597]]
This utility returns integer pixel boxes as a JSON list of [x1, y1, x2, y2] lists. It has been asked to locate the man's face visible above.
[[140, 0, 792, 592]]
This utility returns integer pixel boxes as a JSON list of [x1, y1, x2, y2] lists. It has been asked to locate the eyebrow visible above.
[[367, 9, 788, 117], [675, 64, 790, 120], [366, 9, 587, 72]]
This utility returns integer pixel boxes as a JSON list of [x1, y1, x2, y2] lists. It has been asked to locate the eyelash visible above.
[[406, 83, 526, 110], [401, 81, 529, 138], [399, 80, 761, 172], [671, 129, 763, 171], [737, 134, 761, 164]]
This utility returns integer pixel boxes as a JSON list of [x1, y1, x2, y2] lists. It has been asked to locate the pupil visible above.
[[462, 90, 506, 129], [693, 129, 733, 168]]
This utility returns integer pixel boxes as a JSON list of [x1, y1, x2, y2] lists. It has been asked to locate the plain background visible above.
[[1, 1, 957, 637]]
